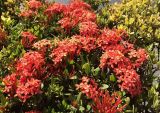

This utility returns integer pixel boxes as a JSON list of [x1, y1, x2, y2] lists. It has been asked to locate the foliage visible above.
[[0, 0, 159, 113], [98, 0, 160, 112], [98, 0, 160, 46]]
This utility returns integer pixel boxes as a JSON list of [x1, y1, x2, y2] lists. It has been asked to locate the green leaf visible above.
[[122, 91, 126, 96], [70, 76, 77, 80], [76, 92, 82, 103], [79, 106, 85, 112], [69, 60, 75, 65], [109, 74, 116, 82], [125, 97, 130, 105], [63, 68, 69, 76], [62, 100, 69, 109], [92, 67, 100, 76], [101, 71, 106, 78], [153, 94, 159, 109], [82, 63, 90, 75], [0, 94, 7, 106], [129, 18, 135, 25], [101, 84, 109, 90], [87, 105, 91, 111]]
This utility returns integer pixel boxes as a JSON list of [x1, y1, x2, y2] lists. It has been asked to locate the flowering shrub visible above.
[[76, 76, 126, 113], [0, 0, 154, 113], [2, 51, 45, 102], [98, 0, 160, 112]]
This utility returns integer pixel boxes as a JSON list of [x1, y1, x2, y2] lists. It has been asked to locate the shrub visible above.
[[98, 0, 160, 112], [0, 0, 156, 113]]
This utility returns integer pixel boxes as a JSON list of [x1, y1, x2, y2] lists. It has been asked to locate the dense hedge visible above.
[[0, 0, 159, 113], [98, 0, 160, 112]]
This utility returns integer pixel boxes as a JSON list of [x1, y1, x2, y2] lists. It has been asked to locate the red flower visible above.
[[16, 78, 42, 102], [79, 21, 99, 36], [3, 51, 46, 102], [57, 0, 96, 31], [99, 49, 144, 96], [44, 3, 66, 18], [121, 41, 134, 54], [21, 31, 37, 48], [33, 39, 52, 50], [19, 10, 36, 18], [58, 17, 73, 30], [95, 27, 149, 97], [50, 39, 81, 65], [3, 73, 17, 97], [76, 76, 126, 113], [58, 8, 84, 30], [81, 10, 96, 22], [97, 29, 122, 50], [67, 0, 91, 12], [74, 35, 97, 53], [33, 39, 52, 55], [128, 49, 148, 68], [63, 0, 91, 16], [114, 68, 142, 96], [16, 51, 45, 79], [28, 0, 42, 10], [100, 50, 125, 69]]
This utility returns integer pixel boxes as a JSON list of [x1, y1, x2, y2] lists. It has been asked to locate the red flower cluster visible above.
[[57, 0, 96, 31], [58, 17, 75, 31], [99, 29, 148, 96], [33, 39, 52, 55], [33, 39, 52, 50], [114, 68, 142, 96], [17, 51, 45, 79], [100, 50, 125, 69], [129, 48, 148, 68], [67, 0, 91, 11], [3, 51, 45, 102], [19, 0, 42, 17], [97, 29, 122, 50], [28, 0, 42, 10], [2, 73, 17, 97], [21, 31, 37, 48], [50, 35, 97, 64], [16, 78, 41, 102], [74, 35, 97, 53], [79, 21, 99, 36], [76, 76, 126, 113], [50, 39, 81, 65], [19, 10, 36, 18], [44, 3, 66, 18]]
